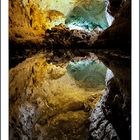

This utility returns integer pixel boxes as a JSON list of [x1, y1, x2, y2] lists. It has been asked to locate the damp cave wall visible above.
[[88, 0, 131, 139]]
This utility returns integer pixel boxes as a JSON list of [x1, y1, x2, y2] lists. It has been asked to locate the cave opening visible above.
[[9, 0, 131, 140]]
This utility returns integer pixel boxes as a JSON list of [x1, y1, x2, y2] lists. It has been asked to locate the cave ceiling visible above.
[[22, 0, 113, 30]]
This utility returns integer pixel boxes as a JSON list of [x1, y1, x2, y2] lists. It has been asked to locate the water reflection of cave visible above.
[[9, 52, 114, 140]]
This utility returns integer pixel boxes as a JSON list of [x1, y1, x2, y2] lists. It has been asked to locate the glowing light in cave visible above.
[[22, 0, 114, 31], [67, 24, 90, 31], [67, 60, 107, 88], [105, 0, 114, 26], [106, 12, 114, 26], [40, 0, 75, 15]]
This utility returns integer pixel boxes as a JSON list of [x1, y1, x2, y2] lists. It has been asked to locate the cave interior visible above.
[[9, 0, 131, 140]]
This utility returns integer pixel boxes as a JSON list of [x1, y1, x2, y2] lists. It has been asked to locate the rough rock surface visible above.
[[9, 0, 112, 41], [66, 0, 113, 30], [44, 24, 100, 48], [89, 77, 131, 140], [9, 24, 101, 68], [88, 0, 131, 139], [9, 0, 45, 41]]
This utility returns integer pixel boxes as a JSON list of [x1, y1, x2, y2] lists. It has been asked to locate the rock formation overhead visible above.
[[66, 0, 113, 30], [9, 0, 113, 40]]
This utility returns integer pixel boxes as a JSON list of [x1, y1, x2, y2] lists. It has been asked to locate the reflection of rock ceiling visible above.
[[9, 54, 103, 140], [22, 0, 113, 30]]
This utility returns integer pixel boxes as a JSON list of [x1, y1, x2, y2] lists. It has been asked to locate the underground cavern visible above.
[[9, 0, 131, 139]]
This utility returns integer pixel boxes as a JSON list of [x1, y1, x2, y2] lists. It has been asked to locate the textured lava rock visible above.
[[9, 0, 112, 41], [66, 0, 113, 30], [89, 78, 131, 140], [9, 24, 101, 68], [88, 0, 131, 139], [44, 24, 99, 48]]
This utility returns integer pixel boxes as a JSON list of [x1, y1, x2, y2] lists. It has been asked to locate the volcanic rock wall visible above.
[[89, 0, 131, 139], [9, 0, 113, 41], [9, 0, 30, 39]]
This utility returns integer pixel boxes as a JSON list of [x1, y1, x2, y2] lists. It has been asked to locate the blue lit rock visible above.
[[65, 0, 113, 30], [67, 60, 107, 88]]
